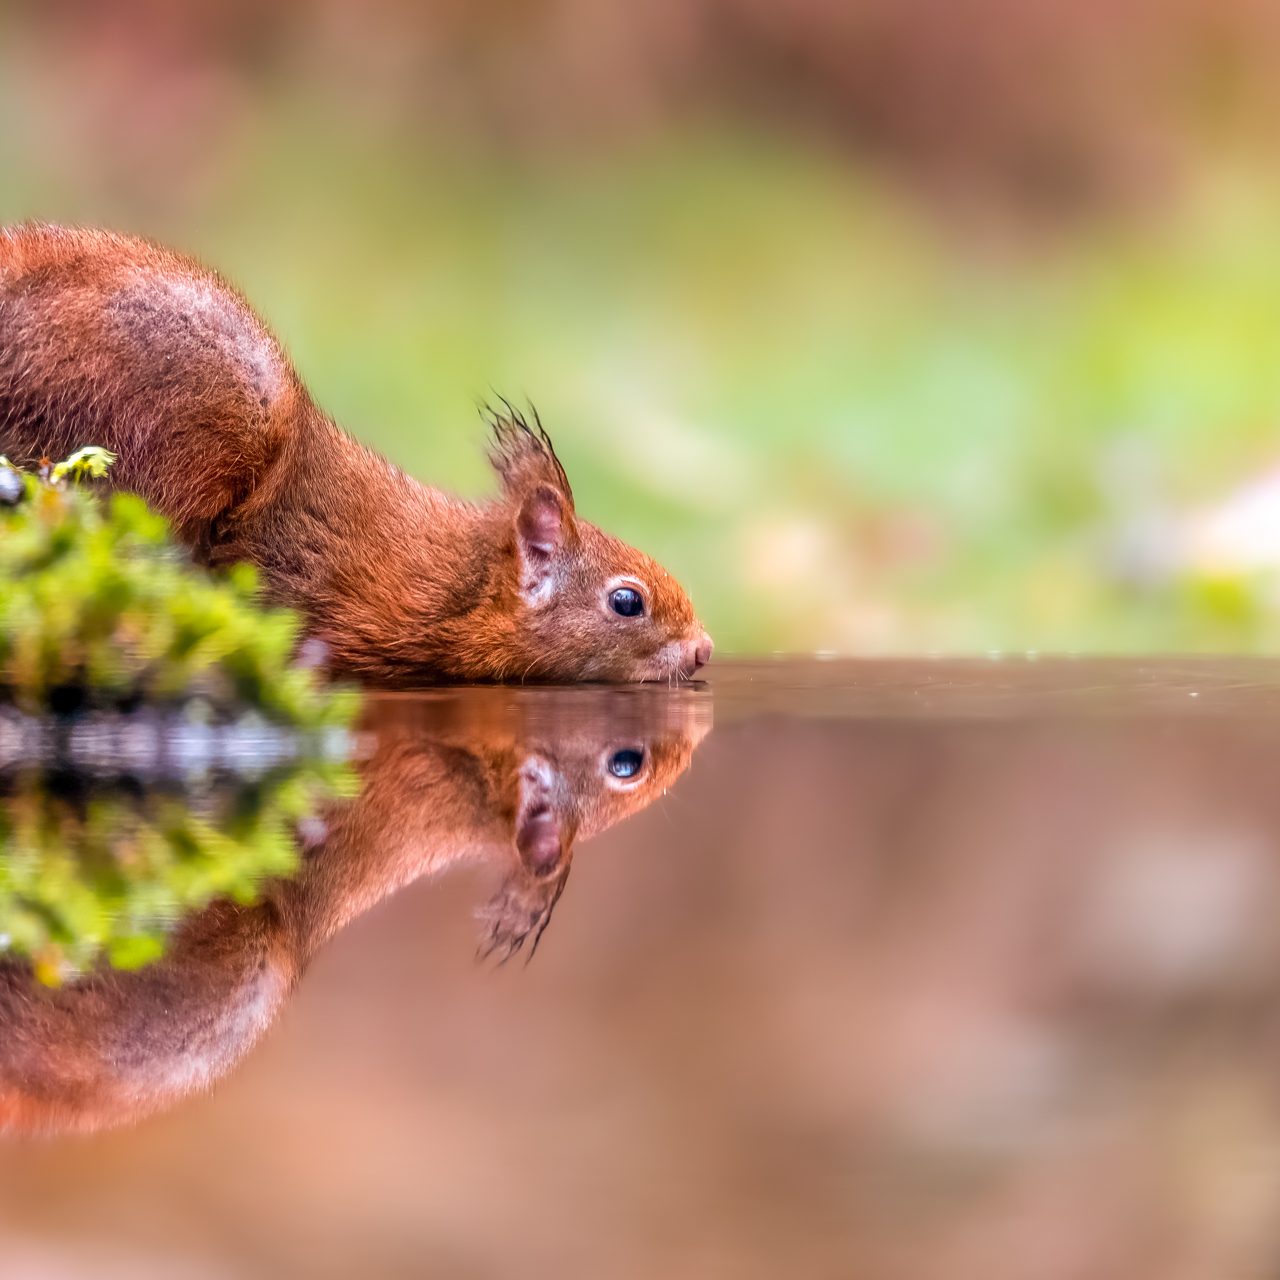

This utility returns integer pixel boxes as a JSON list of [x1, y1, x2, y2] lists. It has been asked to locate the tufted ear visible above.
[[517, 483, 567, 555], [513, 755, 568, 876], [474, 755, 573, 964], [475, 865, 570, 964], [515, 483, 570, 600], [486, 401, 575, 507]]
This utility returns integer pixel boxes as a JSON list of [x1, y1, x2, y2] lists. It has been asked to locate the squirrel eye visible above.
[[608, 748, 645, 779], [608, 586, 645, 618]]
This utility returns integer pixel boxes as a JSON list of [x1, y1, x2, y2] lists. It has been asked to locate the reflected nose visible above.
[[690, 632, 714, 673]]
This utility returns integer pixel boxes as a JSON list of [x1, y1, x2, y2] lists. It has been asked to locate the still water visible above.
[[4, 658, 1280, 1279]]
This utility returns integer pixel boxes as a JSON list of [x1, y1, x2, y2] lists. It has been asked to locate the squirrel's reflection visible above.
[[0, 688, 711, 1135]]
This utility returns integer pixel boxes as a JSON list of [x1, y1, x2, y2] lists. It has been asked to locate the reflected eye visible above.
[[608, 748, 645, 779], [608, 586, 645, 618]]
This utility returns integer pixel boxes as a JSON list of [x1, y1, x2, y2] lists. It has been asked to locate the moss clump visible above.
[[0, 450, 355, 728], [0, 759, 352, 984], [0, 449, 358, 982]]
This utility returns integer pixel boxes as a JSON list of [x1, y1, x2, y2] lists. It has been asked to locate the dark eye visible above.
[[608, 748, 645, 779], [608, 586, 645, 618]]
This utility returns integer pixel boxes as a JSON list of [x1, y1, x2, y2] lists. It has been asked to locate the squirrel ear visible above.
[[515, 484, 569, 597], [486, 402, 576, 508], [514, 756, 567, 875], [474, 755, 574, 964], [475, 864, 571, 964], [515, 804, 564, 875]]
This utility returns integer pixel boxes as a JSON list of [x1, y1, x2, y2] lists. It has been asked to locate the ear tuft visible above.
[[474, 755, 573, 965], [474, 866, 571, 965], [484, 399, 575, 506]]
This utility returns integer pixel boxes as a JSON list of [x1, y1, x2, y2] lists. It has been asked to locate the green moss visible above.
[[0, 761, 353, 984], [0, 452, 357, 728], [0, 450, 358, 982]]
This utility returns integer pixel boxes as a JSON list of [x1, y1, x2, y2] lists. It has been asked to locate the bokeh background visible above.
[[6, 0, 1280, 654]]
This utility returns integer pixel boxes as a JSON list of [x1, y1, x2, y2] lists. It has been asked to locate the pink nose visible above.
[[690, 632, 714, 673]]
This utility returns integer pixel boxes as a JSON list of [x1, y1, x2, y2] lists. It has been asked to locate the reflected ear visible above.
[[514, 756, 567, 875], [475, 755, 573, 964], [515, 484, 569, 598], [475, 864, 571, 965]]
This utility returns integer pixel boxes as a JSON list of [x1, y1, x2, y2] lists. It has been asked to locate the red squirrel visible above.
[[0, 223, 713, 683], [0, 686, 711, 1135]]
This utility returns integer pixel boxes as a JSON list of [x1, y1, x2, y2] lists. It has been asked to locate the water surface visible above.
[[4, 658, 1280, 1280]]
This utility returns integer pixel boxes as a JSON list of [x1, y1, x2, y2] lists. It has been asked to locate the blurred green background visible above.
[[6, 0, 1280, 655]]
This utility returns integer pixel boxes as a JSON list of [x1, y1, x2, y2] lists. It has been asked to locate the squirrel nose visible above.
[[692, 632, 714, 672]]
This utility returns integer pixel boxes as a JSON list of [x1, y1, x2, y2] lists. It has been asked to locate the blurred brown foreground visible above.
[[4, 660, 1280, 1278]]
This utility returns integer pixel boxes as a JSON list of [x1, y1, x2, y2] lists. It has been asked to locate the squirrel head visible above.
[[475, 405, 713, 683], [471, 688, 712, 961]]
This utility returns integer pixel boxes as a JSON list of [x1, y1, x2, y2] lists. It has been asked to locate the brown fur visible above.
[[0, 687, 711, 1135], [0, 224, 711, 682]]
